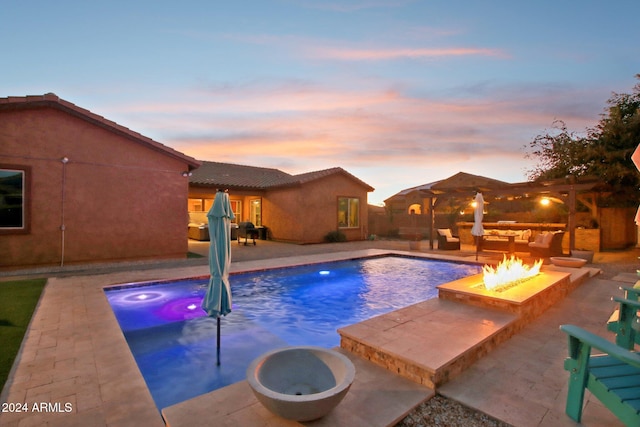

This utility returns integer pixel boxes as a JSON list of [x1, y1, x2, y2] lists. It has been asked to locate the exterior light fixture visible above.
[[182, 171, 192, 177], [540, 197, 551, 206]]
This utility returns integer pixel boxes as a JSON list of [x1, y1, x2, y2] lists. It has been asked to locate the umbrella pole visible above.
[[475, 236, 479, 261], [217, 316, 221, 366]]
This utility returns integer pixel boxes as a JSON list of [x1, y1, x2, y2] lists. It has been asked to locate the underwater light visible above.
[[319, 270, 330, 275], [121, 291, 164, 303], [187, 304, 197, 310]]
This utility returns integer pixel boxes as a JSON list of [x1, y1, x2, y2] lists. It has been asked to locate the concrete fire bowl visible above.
[[246, 346, 356, 421], [550, 256, 587, 268]]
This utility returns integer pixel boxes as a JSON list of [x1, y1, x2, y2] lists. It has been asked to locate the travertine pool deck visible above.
[[0, 240, 634, 426]]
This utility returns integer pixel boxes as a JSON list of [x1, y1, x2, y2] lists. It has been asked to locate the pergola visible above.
[[405, 172, 605, 250]]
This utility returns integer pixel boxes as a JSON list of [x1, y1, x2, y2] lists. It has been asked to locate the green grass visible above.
[[0, 278, 47, 391]]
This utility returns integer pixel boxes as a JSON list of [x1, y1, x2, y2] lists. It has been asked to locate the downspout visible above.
[[60, 157, 69, 266]]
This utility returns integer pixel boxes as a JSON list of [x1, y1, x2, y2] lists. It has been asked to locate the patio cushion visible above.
[[437, 229, 453, 239]]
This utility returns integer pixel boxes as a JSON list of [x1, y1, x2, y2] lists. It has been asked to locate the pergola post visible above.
[[429, 196, 435, 250], [568, 183, 576, 252]]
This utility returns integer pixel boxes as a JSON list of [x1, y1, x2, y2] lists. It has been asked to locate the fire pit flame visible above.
[[482, 255, 543, 291]]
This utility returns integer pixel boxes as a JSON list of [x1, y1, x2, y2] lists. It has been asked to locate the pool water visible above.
[[105, 256, 480, 410]]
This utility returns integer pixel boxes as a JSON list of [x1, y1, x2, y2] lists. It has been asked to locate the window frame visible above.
[[337, 196, 360, 229], [0, 164, 31, 235]]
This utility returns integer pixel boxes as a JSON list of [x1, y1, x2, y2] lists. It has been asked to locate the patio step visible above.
[[338, 298, 518, 389]]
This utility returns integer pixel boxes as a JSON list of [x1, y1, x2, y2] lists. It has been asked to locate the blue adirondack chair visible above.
[[561, 324, 640, 426]]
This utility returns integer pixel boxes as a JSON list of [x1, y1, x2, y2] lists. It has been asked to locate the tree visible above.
[[525, 119, 592, 180], [525, 75, 640, 207]]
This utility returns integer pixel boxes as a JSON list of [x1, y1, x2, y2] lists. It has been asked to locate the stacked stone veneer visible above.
[[340, 319, 520, 390]]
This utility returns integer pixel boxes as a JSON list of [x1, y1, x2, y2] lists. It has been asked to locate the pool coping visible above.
[[0, 249, 465, 426]]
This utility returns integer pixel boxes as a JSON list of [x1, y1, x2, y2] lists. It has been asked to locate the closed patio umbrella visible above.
[[471, 192, 484, 261], [201, 190, 235, 365]]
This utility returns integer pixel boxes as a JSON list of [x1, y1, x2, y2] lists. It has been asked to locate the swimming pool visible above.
[[105, 255, 480, 410]]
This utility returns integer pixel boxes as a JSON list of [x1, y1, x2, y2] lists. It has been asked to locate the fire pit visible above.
[[438, 256, 572, 320], [482, 255, 543, 291]]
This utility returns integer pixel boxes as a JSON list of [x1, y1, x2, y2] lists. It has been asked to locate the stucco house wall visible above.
[[273, 173, 369, 243], [261, 188, 305, 242], [0, 94, 199, 268], [188, 162, 373, 244], [241, 172, 371, 243]]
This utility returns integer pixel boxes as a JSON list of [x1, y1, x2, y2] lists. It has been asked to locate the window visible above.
[[338, 197, 359, 228], [190, 197, 240, 223], [188, 198, 214, 212], [408, 204, 422, 215], [230, 200, 241, 223], [250, 199, 261, 226], [0, 165, 30, 234], [203, 198, 214, 213], [188, 198, 204, 212]]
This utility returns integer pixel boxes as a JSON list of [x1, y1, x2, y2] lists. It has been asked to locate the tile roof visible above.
[[190, 161, 297, 189], [294, 167, 374, 191], [0, 93, 201, 169], [190, 161, 374, 191]]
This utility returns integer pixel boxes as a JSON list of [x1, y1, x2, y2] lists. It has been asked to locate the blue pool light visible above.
[[123, 291, 164, 303]]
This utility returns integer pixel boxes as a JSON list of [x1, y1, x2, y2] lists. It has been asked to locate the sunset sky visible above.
[[4, 1, 639, 204]]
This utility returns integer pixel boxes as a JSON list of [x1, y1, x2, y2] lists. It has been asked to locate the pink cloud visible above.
[[222, 31, 508, 62], [110, 79, 604, 203], [308, 46, 508, 61]]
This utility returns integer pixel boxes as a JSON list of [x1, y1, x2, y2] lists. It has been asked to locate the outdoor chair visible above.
[[560, 324, 640, 426], [528, 231, 565, 258], [607, 286, 640, 349], [437, 228, 460, 250], [237, 222, 259, 245]]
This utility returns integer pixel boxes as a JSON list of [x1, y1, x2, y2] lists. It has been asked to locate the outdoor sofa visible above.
[[528, 230, 565, 257], [479, 229, 532, 253], [188, 223, 209, 241]]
